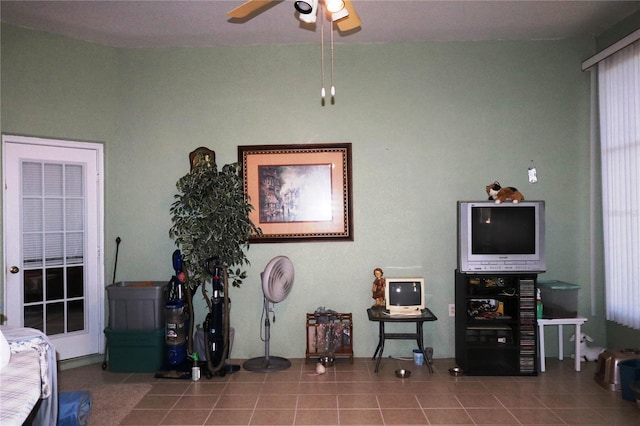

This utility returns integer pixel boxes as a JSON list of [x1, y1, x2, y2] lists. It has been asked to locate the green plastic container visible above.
[[104, 328, 164, 372], [537, 281, 580, 318]]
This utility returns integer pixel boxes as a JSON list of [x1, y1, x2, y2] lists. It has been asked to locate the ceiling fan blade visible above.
[[227, 0, 279, 19], [336, 0, 361, 31]]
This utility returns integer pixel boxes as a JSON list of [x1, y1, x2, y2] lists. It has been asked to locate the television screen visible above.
[[385, 278, 425, 315], [471, 206, 536, 254]]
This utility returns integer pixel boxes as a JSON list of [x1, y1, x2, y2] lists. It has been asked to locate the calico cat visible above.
[[486, 181, 524, 204]]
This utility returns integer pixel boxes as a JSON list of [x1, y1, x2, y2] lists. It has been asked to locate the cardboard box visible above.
[[538, 280, 580, 318], [106, 281, 167, 330]]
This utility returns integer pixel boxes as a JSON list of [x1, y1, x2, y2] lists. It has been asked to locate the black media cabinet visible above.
[[455, 270, 538, 376]]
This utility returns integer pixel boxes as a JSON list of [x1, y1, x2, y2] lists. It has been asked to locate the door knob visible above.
[[9, 265, 19, 274]]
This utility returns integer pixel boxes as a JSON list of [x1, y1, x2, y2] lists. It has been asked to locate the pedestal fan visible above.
[[243, 256, 295, 372]]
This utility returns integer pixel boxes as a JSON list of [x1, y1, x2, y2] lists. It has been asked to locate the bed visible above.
[[0, 326, 58, 425]]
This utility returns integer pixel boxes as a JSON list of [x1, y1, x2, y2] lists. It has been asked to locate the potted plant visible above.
[[169, 147, 260, 364]]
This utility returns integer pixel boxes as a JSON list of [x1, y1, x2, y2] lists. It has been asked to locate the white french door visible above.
[[3, 135, 104, 360]]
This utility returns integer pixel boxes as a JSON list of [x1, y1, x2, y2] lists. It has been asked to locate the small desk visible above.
[[537, 317, 588, 372], [367, 308, 438, 373]]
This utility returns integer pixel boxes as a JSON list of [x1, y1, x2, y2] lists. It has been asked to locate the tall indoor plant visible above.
[[169, 147, 260, 358]]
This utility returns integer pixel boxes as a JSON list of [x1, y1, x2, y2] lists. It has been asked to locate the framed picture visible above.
[[238, 143, 353, 243]]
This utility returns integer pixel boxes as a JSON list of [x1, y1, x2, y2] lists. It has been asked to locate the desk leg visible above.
[[538, 323, 546, 373], [574, 323, 582, 372], [416, 323, 434, 373], [558, 324, 564, 361], [373, 322, 385, 373]]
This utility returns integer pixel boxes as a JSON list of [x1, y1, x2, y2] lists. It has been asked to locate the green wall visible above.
[[3, 23, 608, 361], [0, 26, 118, 139]]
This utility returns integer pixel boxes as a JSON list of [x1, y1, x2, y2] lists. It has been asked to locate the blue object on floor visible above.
[[58, 391, 92, 426], [619, 359, 640, 402]]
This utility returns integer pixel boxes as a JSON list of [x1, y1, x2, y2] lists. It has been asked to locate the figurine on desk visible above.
[[372, 267, 385, 308]]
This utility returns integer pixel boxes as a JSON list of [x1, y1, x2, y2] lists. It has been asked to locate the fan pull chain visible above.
[[330, 19, 335, 100], [320, 4, 326, 100], [318, 5, 336, 105]]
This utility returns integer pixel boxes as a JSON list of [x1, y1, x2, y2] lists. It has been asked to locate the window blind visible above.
[[598, 40, 640, 330]]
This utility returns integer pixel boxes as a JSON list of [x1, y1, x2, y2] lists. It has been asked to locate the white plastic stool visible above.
[[537, 317, 588, 372]]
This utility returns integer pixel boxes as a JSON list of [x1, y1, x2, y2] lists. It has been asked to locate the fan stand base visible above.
[[243, 356, 291, 373]]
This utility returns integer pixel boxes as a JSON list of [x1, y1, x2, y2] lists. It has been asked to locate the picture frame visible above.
[[238, 143, 353, 243]]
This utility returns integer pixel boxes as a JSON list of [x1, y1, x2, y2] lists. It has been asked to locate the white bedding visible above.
[[0, 326, 58, 426], [0, 350, 41, 425]]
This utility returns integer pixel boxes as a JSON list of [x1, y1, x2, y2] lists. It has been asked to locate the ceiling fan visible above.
[[227, 0, 362, 32]]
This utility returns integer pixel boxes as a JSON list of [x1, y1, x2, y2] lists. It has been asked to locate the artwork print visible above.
[[258, 164, 332, 223]]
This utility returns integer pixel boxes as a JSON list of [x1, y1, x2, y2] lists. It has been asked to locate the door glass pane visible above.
[[24, 305, 43, 331], [23, 234, 43, 268], [44, 164, 63, 197], [67, 266, 84, 298], [22, 162, 42, 196], [66, 199, 84, 231], [24, 269, 43, 303], [44, 198, 63, 231], [23, 199, 43, 232], [66, 233, 84, 264], [65, 165, 83, 197], [67, 300, 84, 332], [46, 267, 64, 301], [47, 302, 64, 335], [45, 233, 64, 266]]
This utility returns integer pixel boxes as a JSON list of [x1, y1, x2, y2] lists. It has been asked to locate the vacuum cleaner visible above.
[[201, 256, 239, 378], [155, 250, 191, 379], [165, 250, 190, 366]]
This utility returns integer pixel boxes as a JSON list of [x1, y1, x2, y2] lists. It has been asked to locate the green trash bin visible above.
[[619, 359, 640, 401]]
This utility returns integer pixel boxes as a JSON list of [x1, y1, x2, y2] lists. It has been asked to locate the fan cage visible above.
[[262, 256, 294, 303]]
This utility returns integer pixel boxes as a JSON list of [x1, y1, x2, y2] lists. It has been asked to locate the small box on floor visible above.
[[104, 328, 164, 372], [537, 280, 580, 318]]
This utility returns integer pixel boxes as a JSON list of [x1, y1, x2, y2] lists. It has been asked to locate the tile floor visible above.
[[59, 357, 639, 425]]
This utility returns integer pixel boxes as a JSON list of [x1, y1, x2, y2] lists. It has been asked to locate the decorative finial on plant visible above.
[[189, 147, 216, 170]]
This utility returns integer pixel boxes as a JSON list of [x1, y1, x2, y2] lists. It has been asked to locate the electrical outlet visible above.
[[448, 304, 455, 317]]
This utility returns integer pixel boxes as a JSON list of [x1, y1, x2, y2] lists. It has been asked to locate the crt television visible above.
[[457, 200, 546, 273], [385, 277, 425, 315]]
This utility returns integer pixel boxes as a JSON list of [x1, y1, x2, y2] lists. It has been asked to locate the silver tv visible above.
[[457, 201, 546, 273]]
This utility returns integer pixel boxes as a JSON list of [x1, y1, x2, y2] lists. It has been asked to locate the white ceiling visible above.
[[1, 1, 639, 48]]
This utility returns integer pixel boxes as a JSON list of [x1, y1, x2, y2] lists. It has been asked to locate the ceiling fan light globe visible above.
[[325, 0, 345, 13], [329, 8, 348, 22]]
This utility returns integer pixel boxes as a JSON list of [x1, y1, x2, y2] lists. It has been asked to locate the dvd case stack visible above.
[[519, 279, 537, 373]]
